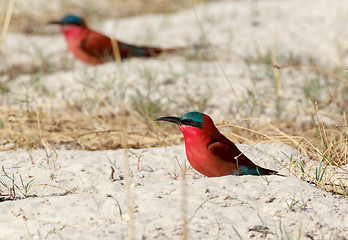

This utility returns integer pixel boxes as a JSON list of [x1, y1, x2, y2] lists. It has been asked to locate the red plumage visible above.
[[156, 112, 279, 177], [51, 15, 183, 65]]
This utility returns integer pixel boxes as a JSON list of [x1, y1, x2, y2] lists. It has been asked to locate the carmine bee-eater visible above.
[[49, 14, 183, 65], [155, 111, 279, 177]]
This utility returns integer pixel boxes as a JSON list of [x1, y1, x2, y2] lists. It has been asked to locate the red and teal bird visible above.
[[49, 14, 181, 65], [155, 112, 279, 177]]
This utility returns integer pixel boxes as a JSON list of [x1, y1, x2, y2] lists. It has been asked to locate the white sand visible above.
[[3, 0, 348, 119], [1, 0, 348, 239], [1, 144, 347, 239]]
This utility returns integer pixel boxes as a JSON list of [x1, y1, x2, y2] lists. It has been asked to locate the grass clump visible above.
[[0, 166, 36, 201]]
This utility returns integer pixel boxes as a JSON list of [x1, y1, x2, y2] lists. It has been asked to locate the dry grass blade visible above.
[[0, 0, 15, 51], [111, 37, 135, 240], [181, 172, 188, 240], [191, 0, 248, 119], [271, 33, 282, 96]]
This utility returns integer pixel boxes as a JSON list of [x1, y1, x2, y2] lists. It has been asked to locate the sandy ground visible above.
[[1, 0, 348, 239], [3, 0, 348, 118], [1, 144, 347, 239]]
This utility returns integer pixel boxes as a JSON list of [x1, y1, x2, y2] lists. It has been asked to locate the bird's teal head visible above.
[[155, 111, 204, 129], [49, 14, 86, 27]]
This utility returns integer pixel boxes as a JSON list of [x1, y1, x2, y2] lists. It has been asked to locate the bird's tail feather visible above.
[[163, 42, 227, 54], [258, 167, 286, 177]]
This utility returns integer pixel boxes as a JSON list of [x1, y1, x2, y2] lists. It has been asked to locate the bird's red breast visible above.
[[60, 25, 111, 64]]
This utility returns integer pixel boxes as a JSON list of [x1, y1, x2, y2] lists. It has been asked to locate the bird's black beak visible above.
[[154, 116, 182, 125], [48, 20, 62, 25]]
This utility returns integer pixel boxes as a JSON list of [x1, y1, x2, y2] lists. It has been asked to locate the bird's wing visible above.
[[80, 29, 166, 59], [117, 41, 165, 58], [80, 31, 114, 58], [207, 139, 257, 168]]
